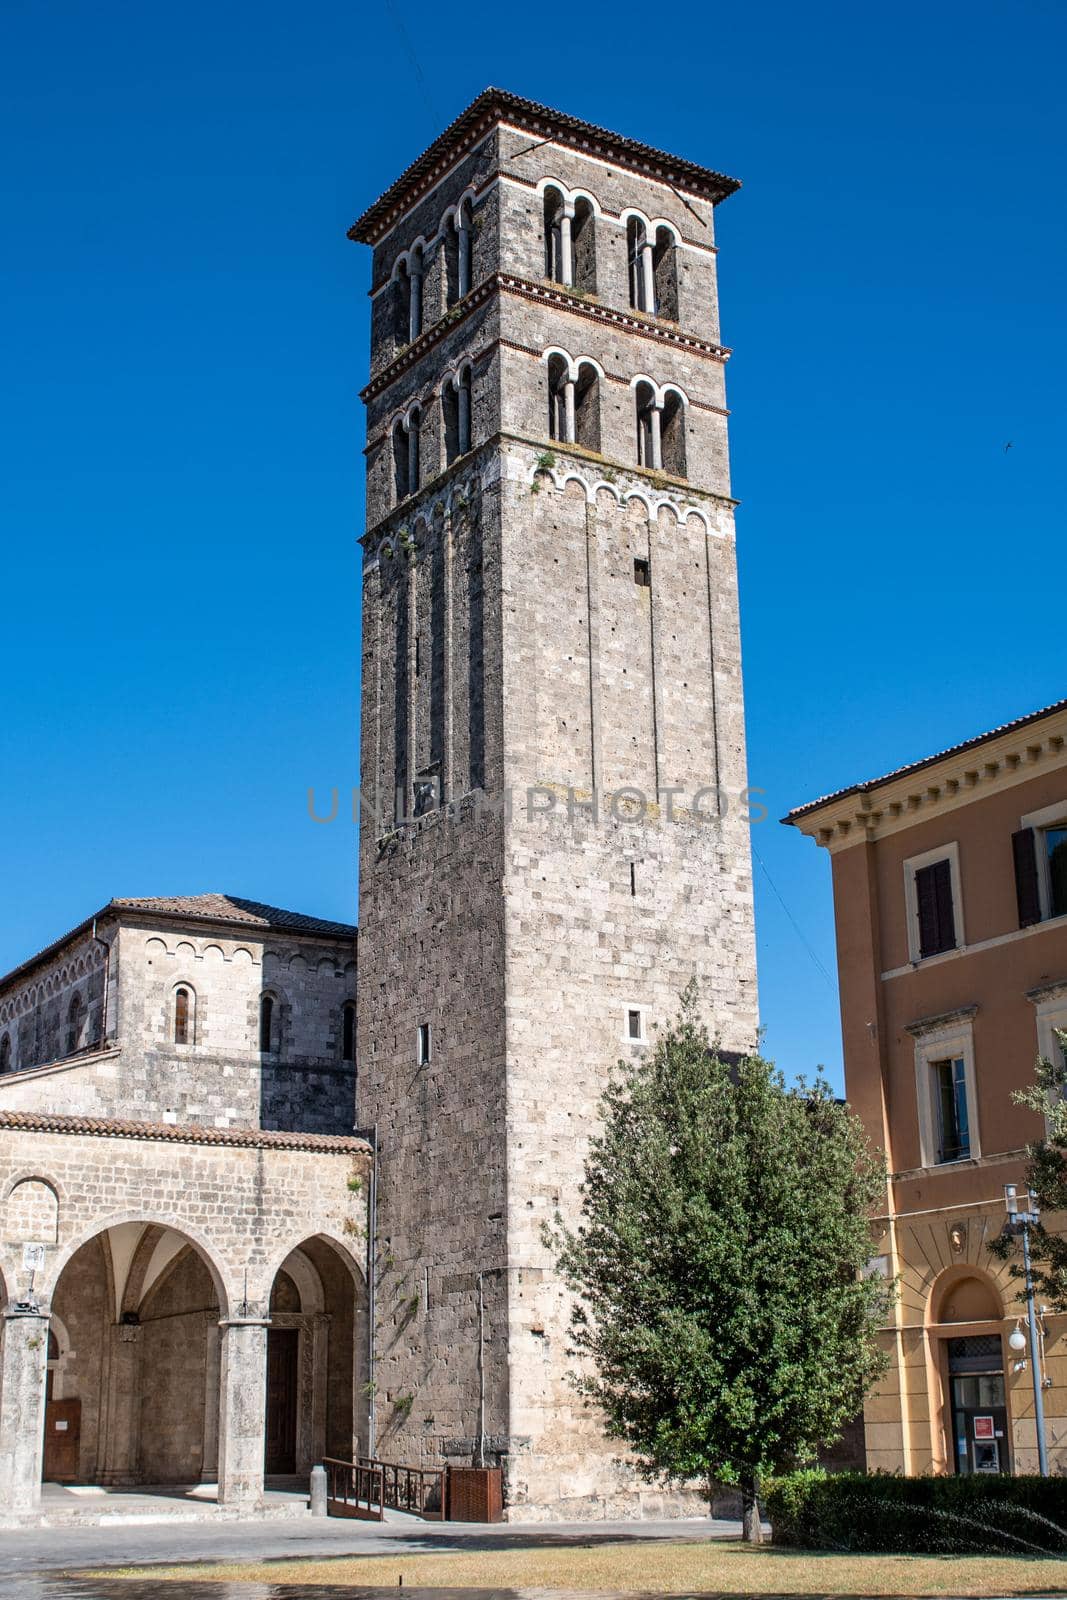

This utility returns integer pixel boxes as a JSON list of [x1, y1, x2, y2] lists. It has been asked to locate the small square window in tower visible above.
[[626, 1008, 644, 1042], [633, 558, 650, 588]]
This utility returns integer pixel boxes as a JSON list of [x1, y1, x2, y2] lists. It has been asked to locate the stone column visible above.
[[0, 1307, 50, 1513], [650, 402, 663, 470], [407, 421, 419, 495], [217, 1318, 268, 1507], [563, 379, 576, 445], [560, 206, 574, 287], [99, 1323, 143, 1485], [311, 1313, 330, 1465], [408, 264, 423, 341], [641, 240, 656, 315], [201, 1313, 221, 1482]]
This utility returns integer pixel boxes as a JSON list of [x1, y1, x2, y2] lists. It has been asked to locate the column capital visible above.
[[218, 1317, 271, 1330]]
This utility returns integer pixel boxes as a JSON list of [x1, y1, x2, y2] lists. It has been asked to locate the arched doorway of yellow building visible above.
[[927, 1267, 1010, 1476]]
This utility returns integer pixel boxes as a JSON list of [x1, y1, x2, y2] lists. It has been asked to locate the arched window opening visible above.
[[259, 993, 275, 1054], [635, 381, 660, 469], [547, 354, 570, 442], [406, 408, 421, 493], [574, 362, 601, 453], [0, 1033, 10, 1072], [448, 199, 473, 303], [653, 226, 679, 322], [342, 1002, 356, 1063], [394, 262, 411, 347], [572, 199, 596, 294], [544, 187, 566, 283], [443, 368, 472, 466], [444, 222, 460, 308], [66, 993, 85, 1056], [407, 247, 424, 341], [393, 419, 410, 502], [174, 986, 193, 1046], [628, 217, 654, 312], [661, 390, 686, 478]]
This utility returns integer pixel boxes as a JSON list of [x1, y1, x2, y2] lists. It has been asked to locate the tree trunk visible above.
[[741, 1470, 763, 1544]]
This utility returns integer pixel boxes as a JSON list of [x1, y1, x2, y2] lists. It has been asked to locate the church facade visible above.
[[0, 90, 757, 1521]]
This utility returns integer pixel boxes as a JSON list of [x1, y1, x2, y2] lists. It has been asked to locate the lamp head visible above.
[[1009, 1327, 1027, 1353]]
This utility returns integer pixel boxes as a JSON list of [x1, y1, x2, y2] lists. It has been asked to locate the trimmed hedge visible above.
[[765, 1471, 1067, 1554]]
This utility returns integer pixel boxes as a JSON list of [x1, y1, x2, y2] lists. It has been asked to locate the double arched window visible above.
[[543, 185, 596, 293], [443, 365, 473, 465], [627, 218, 679, 321], [634, 381, 687, 478], [393, 408, 421, 502], [547, 354, 601, 451], [395, 246, 424, 345], [445, 197, 474, 306]]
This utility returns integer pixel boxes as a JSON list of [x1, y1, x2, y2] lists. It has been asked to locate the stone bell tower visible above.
[[350, 89, 758, 1519]]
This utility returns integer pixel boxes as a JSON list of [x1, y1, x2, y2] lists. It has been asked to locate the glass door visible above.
[[949, 1370, 1009, 1474]]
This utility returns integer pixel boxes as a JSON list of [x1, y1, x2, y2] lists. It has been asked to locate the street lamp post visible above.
[[1004, 1184, 1049, 1477]]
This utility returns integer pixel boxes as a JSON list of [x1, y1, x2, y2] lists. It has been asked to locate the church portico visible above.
[[0, 1115, 370, 1516]]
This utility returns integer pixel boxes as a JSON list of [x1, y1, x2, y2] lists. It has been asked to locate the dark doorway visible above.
[[265, 1328, 298, 1474], [947, 1335, 1009, 1474]]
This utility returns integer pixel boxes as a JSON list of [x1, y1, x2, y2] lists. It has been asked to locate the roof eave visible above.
[[348, 87, 740, 247]]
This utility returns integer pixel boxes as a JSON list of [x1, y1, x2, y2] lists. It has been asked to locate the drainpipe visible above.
[[474, 1271, 486, 1469], [367, 1123, 378, 1458], [90, 918, 111, 1048]]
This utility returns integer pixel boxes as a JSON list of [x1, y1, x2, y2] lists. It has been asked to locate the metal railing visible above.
[[323, 1456, 384, 1520], [359, 1455, 446, 1519]]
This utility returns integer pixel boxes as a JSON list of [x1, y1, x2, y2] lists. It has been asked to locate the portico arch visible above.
[[264, 1235, 368, 1478], [44, 1220, 230, 1487]]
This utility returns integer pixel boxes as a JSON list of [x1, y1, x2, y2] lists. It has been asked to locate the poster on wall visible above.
[[973, 1415, 995, 1440]]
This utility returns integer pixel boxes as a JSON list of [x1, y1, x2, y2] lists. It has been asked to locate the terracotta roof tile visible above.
[[111, 894, 357, 938], [349, 87, 740, 245], [0, 1110, 369, 1155], [784, 696, 1067, 823]]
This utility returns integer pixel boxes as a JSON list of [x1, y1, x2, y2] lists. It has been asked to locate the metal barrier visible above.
[[323, 1456, 385, 1520], [359, 1455, 447, 1519]]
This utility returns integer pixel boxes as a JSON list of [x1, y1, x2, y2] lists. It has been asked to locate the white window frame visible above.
[[622, 1004, 647, 1045], [1020, 799, 1067, 924], [913, 1018, 980, 1168], [1032, 989, 1067, 1074], [903, 840, 965, 964]]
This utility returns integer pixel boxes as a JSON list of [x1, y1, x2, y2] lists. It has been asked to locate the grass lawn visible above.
[[93, 1537, 1067, 1594]]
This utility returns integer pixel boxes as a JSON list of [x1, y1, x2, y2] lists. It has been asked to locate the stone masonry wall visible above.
[[0, 921, 358, 1136], [356, 107, 756, 1515]]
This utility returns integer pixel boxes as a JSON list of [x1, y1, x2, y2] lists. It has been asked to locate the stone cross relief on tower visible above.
[[351, 89, 758, 1519]]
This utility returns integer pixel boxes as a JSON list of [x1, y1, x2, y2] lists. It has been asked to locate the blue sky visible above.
[[1, 0, 1063, 1088]]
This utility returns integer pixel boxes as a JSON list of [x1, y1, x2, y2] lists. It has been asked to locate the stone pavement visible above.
[[0, 1512, 746, 1600]]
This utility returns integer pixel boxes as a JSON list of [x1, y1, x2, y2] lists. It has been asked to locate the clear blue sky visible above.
[[2, 0, 1063, 1089]]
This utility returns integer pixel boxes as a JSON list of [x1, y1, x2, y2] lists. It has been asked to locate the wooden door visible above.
[[265, 1328, 298, 1474], [43, 1397, 81, 1482]]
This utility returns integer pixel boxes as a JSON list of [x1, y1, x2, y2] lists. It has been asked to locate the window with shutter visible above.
[[1012, 827, 1042, 928], [915, 858, 956, 958]]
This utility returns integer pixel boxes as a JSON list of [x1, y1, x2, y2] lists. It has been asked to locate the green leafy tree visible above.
[[547, 986, 892, 1542], [991, 1033, 1067, 1305]]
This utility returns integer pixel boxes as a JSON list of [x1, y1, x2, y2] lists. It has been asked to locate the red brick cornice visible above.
[[361, 273, 729, 406], [0, 1110, 370, 1156]]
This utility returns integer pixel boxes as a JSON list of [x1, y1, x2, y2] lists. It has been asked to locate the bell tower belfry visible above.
[[350, 89, 758, 1518]]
